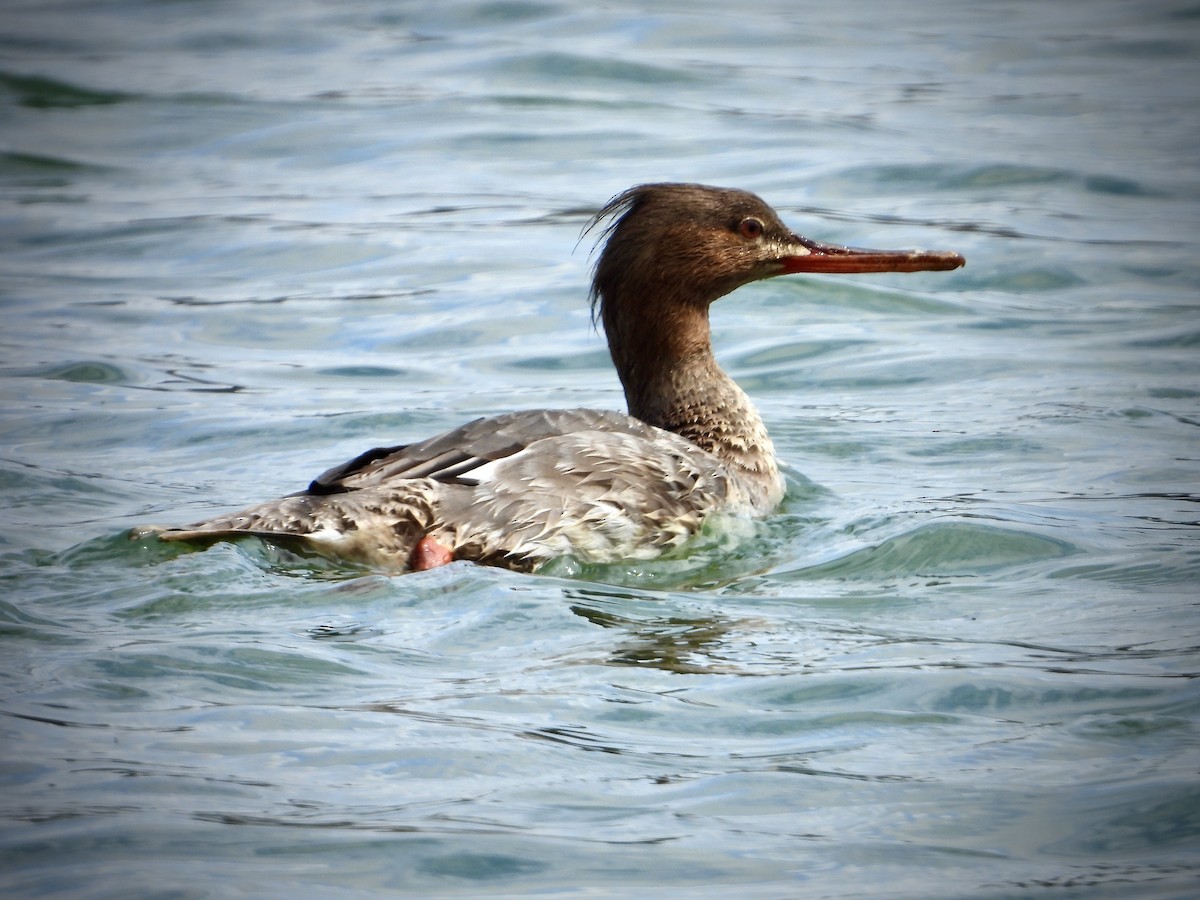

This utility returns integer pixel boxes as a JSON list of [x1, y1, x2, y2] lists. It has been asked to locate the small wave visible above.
[[773, 520, 1078, 582]]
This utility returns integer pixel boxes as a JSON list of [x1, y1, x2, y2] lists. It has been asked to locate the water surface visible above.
[[2, 1, 1198, 896]]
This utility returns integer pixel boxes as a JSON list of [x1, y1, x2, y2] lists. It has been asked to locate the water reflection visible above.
[[570, 603, 738, 674]]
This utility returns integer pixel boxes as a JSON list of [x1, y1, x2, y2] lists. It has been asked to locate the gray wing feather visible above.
[[309, 408, 666, 491]]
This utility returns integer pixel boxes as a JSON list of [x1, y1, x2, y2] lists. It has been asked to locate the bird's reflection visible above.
[[569, 599, 739, 674]]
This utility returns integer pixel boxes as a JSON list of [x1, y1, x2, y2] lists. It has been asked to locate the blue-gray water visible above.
[[2, 1, 1198, 896]]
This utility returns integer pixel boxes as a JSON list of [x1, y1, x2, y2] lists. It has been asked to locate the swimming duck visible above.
[[147, 183, 964, 571]]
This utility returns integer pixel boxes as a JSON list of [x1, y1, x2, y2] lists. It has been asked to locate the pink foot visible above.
[[410, 535, 454, 571]]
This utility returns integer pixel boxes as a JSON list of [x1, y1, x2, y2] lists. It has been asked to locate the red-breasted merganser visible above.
[[146, 183, 964, 571]]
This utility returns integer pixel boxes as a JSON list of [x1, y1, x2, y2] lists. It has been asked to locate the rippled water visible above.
[[3, 1, 1199, 896]]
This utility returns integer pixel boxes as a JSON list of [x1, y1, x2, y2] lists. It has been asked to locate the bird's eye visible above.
[[738, 217, 764, 239]]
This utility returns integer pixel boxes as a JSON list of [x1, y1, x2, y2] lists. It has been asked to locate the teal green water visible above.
[[2, 1, 1198, 896]]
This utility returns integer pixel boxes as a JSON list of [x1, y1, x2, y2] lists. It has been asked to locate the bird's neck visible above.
[[607, 299, 782, 511]]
